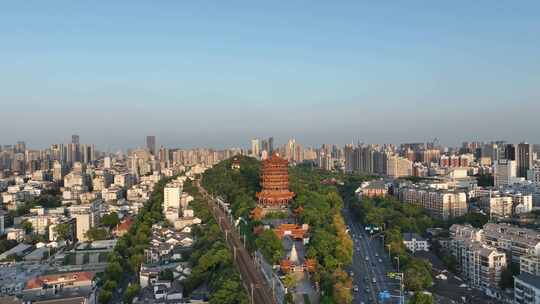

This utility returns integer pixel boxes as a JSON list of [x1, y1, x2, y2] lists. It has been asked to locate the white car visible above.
[[353, 285, 359, 292]]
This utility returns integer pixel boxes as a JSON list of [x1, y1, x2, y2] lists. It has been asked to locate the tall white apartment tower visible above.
[[494, 159, 517, 187], [251, 138, 260, 158]]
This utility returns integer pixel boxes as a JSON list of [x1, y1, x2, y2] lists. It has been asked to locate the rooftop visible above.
[[403, 233, 426, 242], [515, 272, 540, 290]]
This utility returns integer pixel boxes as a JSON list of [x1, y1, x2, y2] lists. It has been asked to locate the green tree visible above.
[[22, 220, 33, 234], [408, 292, 433, 304], [209, 279, 248, 304], [123, 283, 141, 304], [98, 290, 112, 304], [53, 223, 71, 241], [102, 280, 117, 291], [283, 273, 297, 290], [129, 253, 144, 273], [84, 227, 109, 241], [104, 261, 123, 282], [255, 229, 284, 264], [101, 212, 120, 229], [284, 293, 294, 304], [158, 269, 174, 282], [404, 259, 432, 292]]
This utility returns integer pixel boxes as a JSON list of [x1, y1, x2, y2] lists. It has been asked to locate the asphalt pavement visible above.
[[343, 208, 403, 304]]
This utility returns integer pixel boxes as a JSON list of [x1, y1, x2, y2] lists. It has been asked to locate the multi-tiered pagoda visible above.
[[255, 152, 295, 209]]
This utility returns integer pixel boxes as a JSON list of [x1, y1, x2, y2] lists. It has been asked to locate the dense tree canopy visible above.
[[204, 158, 358, 303], [255, 229, 284, 264], [101, 212, 120, 229], [183, 180, 248, 303], [53, 223, 71, 241], [408, 292, 433, 304]]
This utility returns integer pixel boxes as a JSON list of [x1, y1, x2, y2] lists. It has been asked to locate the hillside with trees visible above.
[[202, 156, 356, 304]]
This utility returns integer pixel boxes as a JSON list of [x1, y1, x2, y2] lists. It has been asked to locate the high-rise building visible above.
[[52, 161, 65, 182], [505, 144, 516, 161], [164, 182, 182, 210], [448, 224, 507, 291], [72, 134, 80, 145], [146, 136, 156, 156], [15, 141, 26, 153], [251, 138, 260, 158], [494, 159, 517, 187], [514, 273, 540, 304], [103, 156, 112, 169], [81, 144, 94, 164], [398, 187, 467, 220], [68, 201, 100, 242], [517, 142, 533, 178], [527, 165, 540, 187], [268, 137, 274, 154]]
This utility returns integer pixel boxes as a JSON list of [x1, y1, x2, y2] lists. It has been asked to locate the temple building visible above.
[[231, 156, 241, 170], [255, 152, 295, 208]]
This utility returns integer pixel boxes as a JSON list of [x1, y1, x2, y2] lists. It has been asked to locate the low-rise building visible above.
[[402, 233, 429, 252], [22, 271, 96, 304], [355, 180, 388, 200]]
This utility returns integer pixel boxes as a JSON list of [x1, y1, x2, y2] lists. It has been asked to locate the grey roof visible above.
[[365, 180, 387, 189], [403, 233, 426, 242], [0, 243, 33, 260], [515, 272, 540, 290]]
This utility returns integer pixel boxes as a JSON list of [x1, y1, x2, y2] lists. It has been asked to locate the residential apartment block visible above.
[[397, 186, 467, 220]]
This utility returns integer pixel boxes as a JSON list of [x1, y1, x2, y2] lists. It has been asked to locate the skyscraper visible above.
[[268, 137, 274, 154], [504, 144, 516, 161], [72, 134, 80, 145], [146, 136, 156, 156], [517, 142, 533, 178], [15, 141, 26, 153], [494, 159, 517, 187], [251, 138, 260, 158]]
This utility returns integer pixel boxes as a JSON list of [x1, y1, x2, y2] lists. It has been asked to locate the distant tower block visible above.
[[256, 152, 295, 209]]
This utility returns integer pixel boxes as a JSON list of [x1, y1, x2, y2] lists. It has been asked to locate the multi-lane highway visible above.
[[343, 207, 402, 304]]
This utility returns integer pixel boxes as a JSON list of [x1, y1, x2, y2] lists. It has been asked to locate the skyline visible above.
[[2, 133, 539, 153], [1, 1, 539, 149]]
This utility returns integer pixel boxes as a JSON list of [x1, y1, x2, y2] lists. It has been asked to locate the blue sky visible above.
[[1, 1, 539, 150]]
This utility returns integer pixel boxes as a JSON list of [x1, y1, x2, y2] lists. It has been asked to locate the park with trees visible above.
[[202, 156, 356, 304]]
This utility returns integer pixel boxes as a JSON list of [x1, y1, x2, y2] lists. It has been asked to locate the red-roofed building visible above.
[[273, 224, 310, 243], [25, 271, 96, 291], [113, 217, 134, 237]]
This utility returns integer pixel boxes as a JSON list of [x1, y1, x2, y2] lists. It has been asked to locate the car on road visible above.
[[365, 287, 370, 292], [365, 257, 369, 261], [379, 258, 383, 263], [353, 285, 359, 292], [372, 278, 377, 283], [375, 253, 378, 257], [349, 271, 354, 277]]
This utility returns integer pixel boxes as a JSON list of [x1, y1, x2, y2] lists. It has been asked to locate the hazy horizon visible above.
[[1, 2, 539, 150]]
